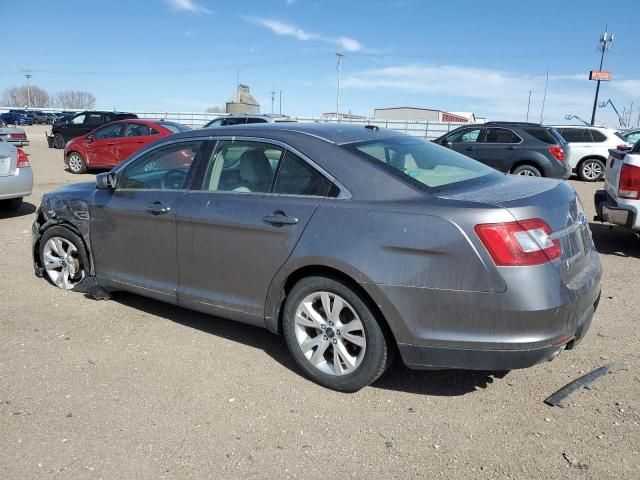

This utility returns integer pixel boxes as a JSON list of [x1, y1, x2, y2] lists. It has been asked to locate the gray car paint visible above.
[[32, 123, 602, 371]]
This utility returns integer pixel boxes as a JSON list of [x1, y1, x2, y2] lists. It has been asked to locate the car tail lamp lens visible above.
[[475, 219, 561, 266], [619, 163, 640, 199], [17, 148, 30, 168], [9, 133, 27, 139], [548, 145, 565, 162]]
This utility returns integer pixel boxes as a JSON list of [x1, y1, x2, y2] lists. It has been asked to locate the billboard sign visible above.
[[589, 70, 612, 81]]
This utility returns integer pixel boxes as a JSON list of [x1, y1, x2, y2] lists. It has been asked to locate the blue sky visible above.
[[1, 0, 639, 126]]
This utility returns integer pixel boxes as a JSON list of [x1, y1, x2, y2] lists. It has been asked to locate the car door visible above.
[[117, 122, 156, 163], [90, 139, 206, 303], [64, 113, 87, 139], [176, 139, 335, 325], [559, 128, 592, 165], [473, 127, 522, 171], [440, 127, 482, 159], [85, 122, 124, 167], [81, 112, 104, 136]]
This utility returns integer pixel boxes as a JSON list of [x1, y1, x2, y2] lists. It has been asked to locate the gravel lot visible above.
[[1, 125, 639, 479]]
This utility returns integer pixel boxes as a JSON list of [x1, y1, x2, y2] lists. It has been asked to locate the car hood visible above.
[[50, 181, 96, 196]]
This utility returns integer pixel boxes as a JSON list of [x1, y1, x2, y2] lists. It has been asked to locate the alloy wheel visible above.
[[583, 161, 603, 181], [68, 154, 83, 173], [516, 168, 537, 176], [42, 237, 84, 290], [294, 291, 366, 376]]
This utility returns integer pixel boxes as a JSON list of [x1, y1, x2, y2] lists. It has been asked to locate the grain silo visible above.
[[226, 85, 260, 114]]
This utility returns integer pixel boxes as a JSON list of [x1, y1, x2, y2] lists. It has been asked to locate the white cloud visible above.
[[613, 79, 640, 97], [166, 0, 211, 14], [341, 63, 631, 123], [247, 17, 363, 52]]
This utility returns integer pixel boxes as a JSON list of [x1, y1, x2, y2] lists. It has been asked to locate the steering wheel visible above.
[[162, 169, 187, 190]]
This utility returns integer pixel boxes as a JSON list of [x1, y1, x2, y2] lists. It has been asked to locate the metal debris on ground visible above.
[[544, 363, 624, 407]]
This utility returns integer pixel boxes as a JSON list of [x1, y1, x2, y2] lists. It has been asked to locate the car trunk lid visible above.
[[439, 175, 593, 282]]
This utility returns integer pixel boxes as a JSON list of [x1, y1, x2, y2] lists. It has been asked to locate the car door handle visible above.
[[146, 202, 171, 215], [263, 213, 298, 226], [507, 146, 517, 150], [466, 146, 476, 151]]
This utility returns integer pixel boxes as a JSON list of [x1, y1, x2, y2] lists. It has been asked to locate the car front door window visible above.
[[70, 114, 86, 125], [94, 123, 124, 139], [119, 141, 202, 191], [124, 123, 150, 137], [447, 128, 481, 143]]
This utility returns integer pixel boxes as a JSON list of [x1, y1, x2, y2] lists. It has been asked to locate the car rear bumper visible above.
[[367, 248, 602, 371], [5, 139, 29, 147], [594, 189, 639, 230], [0, 168, 33, 200]]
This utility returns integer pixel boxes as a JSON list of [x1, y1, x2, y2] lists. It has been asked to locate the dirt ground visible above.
[[1, 125, 639, 479]]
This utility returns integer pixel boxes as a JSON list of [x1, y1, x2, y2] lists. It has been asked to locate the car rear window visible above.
[[160, 122, 191, 134], [343, 136, 495, 189], [524, 128, 558, 144]]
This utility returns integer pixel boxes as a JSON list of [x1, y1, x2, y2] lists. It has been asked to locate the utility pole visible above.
[[336, 47, 345, 121], [590, 27, 614, 125], [22, 67, 32, 108], [279, 90, 282, 115], [526, 90, 532, 122], [540, 66, 549, 123], [270, 88, 276, 114]]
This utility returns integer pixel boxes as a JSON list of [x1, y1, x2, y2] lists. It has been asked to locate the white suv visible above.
[[553, 125, 629, 182]]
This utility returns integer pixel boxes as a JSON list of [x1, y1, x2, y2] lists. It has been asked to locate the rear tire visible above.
[[578, 158, 605, 182], [52, 133, 65, 149], [512, 164, 542, 177], [67, 152, 87, 174], [283, 276, 391, 392], [0, 197, 23, 211]]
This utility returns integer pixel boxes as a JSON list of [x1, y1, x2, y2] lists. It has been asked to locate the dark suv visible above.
[[433, 122, 571, 178], [50, 111, 137, 148]]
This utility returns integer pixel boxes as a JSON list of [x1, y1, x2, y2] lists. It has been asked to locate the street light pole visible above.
[[336, 47, 345, 121], [22, 68, 32, 108], [590, 27, 614, 126]]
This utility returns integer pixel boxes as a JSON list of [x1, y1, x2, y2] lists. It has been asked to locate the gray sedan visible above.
[[0, 139, 33, 211], [31, 124, 602, 391]]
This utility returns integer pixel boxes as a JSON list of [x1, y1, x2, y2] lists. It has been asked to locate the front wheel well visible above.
[[510, 160, 544, 176], [577, 155, 606, 168], [276, 265, 397, 346]]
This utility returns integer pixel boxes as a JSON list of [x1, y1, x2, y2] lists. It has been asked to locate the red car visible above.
[[63, 119, 191, 174]]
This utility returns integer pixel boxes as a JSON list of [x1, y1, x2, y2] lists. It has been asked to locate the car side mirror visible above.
[[443, 140, 453, 147], [96, 172, 116, 190]]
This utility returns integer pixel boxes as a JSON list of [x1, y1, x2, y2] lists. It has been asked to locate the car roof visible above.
[[187, 122, 402, 145], [97, 118, 171, 126]]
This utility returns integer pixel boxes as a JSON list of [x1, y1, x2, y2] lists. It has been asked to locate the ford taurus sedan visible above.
[[32, 123, 602, 391]]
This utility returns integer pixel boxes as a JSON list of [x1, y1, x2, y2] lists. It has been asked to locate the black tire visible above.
[[283, 276, 391, 392], [0, 197, 23, 211], [39, 226, 90, 290], [578, 158, 605, 182], [52, 133, 65, 149], [511, 164, 542, 177], [67, 152, 87, 174]]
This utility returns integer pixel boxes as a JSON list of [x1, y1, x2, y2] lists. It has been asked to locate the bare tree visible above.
[[54, 90, 96, 109], [206, 105, 224, 113], [2, 85, 50, 108]]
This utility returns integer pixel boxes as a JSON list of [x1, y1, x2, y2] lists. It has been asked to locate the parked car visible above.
[[552, 125, 630, 182], [27, 111, 50, 124], [0, 140, 32, 211], [0, 119, 29, 147], [203, 114, 295, 128], [49, 111, 138, 149], [0, 111, 33, 126], [32, 123, 601, 391], [41, 112, 58, 125], [594, 141, 640, 232], [618, 128, 640, 146], [433, 122, 571, 179], [64, 119, 191, 173]]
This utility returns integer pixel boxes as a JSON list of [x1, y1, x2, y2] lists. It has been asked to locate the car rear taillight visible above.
[[548, 145, 565, 162], [9, 133, 27, 140], [475, 219, 561, 266], [17, 148, 30, 168], [619, 163, 640, 199]]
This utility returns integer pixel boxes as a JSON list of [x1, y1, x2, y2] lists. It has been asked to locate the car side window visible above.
[[446, 128, 481, 143], [94, 123, 123, 139], [222, 117, 248, 126], [124, 123, 151, 137], [273, 151, 334, 197], [246, 117, 268, 124], [118, 141, 203, 191], [560, 128, 590, 143], [626, 132, 640, 144], [70, 114, 86, 125], [84, 113, 103, 125], [150, 128, 161, 135], [590, 130, 607, 142], [201, 141, 282, 193], [484, 128, 521, 143], [206, 119, 224, 127]]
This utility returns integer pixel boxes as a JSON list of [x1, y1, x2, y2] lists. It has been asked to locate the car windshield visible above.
[[343, 136, 495, 188], [160, 122, 192, 134]]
